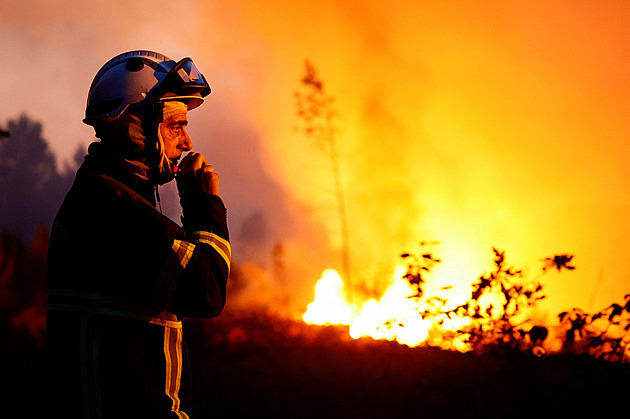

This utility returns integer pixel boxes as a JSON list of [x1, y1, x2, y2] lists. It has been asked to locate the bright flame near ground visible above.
[[302, 269, 353, 326], [303, 268, 472, 351]]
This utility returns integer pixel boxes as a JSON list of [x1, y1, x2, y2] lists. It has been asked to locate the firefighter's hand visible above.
[[176, 152, 220, 196]]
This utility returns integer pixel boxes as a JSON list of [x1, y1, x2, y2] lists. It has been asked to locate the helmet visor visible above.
[[162, 57, 211, 97]]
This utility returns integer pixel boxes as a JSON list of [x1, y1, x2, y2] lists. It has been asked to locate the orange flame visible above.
[[302, 269, 353, 326], [303, 268, 472, 352]]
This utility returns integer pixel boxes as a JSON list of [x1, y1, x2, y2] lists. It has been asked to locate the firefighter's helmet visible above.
[[83, 50, 211, 126]]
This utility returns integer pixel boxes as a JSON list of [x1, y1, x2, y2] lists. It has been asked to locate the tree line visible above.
[[0, 114, 84, 241]]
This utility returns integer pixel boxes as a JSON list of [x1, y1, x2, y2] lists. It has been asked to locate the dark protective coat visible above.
[[46, 145, 230, 418]]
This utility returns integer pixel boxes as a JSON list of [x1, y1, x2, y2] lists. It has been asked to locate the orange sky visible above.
[[2, 1, 630, 319]]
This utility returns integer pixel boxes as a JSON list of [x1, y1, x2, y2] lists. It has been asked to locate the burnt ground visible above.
[[4, 309, 629, 418], [186, 310, 630, 419]]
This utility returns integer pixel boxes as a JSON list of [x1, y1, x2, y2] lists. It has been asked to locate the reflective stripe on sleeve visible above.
[[152, 240, 197, 309], [190, 231, 231, 270], [172, 239, 196, 269]]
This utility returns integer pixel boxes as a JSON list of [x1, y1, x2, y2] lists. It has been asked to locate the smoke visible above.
[[213, 1, 630, 315], [1, 0, 338, 311], [2, 1, 630, 316]]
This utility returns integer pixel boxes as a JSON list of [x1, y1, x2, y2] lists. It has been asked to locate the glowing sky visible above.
[[2, 1, 630, 318]]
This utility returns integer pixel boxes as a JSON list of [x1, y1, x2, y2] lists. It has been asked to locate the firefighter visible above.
[[46, 50, 230, 418]]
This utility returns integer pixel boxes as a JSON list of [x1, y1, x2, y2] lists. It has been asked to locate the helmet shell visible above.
[[84, 50, 207, 125]]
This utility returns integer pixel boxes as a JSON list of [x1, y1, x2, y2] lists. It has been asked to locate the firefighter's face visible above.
[[160, 112, 192, 161]]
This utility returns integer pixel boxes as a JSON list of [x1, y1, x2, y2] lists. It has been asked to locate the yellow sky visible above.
[[2, 1, 630, 318]]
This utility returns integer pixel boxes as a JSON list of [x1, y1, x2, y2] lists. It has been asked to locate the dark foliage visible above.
[[400, 243, 630, 362], [401, 245, 568, 354], [0, 114, 80, 240], [0, 225, 48, 340], [294, 60, 337, 142], [2, 113, 629, 416], [401, 241, 442, 299], [184, 309, 630, 418], [558, 293, 630, 362], [294, 61, 351, 294], [543, 254, 576, 272], [0, 227, 48, 418], [2, 224, 630, 417]]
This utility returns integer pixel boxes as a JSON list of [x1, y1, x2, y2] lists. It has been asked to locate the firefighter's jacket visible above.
[[46, 147, 230, 418]]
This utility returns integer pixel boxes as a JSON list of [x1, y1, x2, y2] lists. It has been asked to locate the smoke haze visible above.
[[2, 1, 630, 315]]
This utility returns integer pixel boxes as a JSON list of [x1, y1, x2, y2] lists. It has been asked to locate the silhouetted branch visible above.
[[294, 60, 352, 301]]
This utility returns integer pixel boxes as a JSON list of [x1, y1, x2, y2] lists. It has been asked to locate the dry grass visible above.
[[186, 308, 630, 418], [3, 305, 629, 417]]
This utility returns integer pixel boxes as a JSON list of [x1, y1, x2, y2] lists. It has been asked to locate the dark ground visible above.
[[4, 309, 629, 418], [185, 310, 630, 418]]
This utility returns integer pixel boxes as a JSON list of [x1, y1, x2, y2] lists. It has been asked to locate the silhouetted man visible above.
[[46, 50, 231, 418]]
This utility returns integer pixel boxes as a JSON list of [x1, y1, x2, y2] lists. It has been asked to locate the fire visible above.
[[303, 267, 472, 351], [302, 269, 353, 326]]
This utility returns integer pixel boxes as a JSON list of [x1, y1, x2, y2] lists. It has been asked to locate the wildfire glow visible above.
[[230, 1, 630, 321], [303, 267, 472, 351], [302, 269, 353, 326]]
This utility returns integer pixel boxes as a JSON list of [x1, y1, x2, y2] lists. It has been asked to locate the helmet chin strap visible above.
[[153, 125, 174, 213], [144, 101, 175, 186], [154, 126, 177, 185]]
